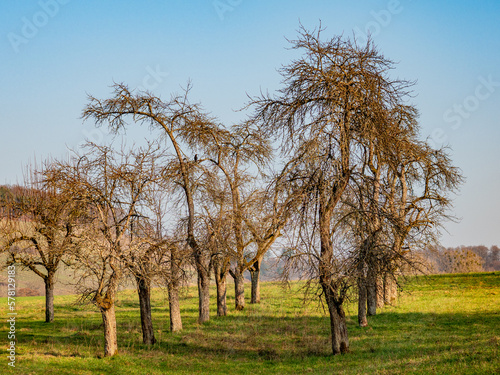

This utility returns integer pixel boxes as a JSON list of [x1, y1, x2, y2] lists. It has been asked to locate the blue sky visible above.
[[1, 0, 499, 248]]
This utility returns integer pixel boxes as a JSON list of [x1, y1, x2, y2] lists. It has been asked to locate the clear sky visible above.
[[1, 0, 499, 248]]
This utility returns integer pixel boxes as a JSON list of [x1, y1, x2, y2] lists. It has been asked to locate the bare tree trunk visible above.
[[44, 272, 55, 323], [212, 255, 229, 317], [249, 257, 262, 304], [192, 245, 211, 323], [323, 286, 349, 354], [366, 265, 378, 316], [197, 268, 210, 323], [168, 250, 183, 332], [390, 277, 398, 304], [382, 273, 389, 305], [233, 268, 245, 311], [136, 276, 156, 345], [377, 275, 385, 308], [215, 273, 227, 316], [318, 196, 349, 355], [357, 277, 368, 327], [167, 279, 183, 332], [100, 304, 118, 357], [383, 273, 398, 305]]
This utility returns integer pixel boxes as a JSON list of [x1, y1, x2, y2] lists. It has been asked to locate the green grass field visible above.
[[1, 272, 499, 374]]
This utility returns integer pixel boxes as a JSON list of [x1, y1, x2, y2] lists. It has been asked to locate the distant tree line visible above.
[[0, 26, 465, 357], [418, 245, 500, 274]]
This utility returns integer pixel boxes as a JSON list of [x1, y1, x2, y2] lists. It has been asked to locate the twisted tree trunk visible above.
[[232, 268, 245, 311], [249, 257, 262, 304], [323, 284, 349, 354]]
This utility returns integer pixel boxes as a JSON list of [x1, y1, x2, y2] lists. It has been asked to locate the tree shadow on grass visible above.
[[9, 308, 500, 373], [148, 310, 500, 363]]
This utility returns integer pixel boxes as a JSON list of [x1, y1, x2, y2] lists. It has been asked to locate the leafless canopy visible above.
[[249, 26, 463, 354]]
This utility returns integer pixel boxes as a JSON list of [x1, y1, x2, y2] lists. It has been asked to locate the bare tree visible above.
[[45, 142, 159, 356], [124, 157, 193, 340], [243, 177, 295, 304], [0, 167, 80, 323], [82, 83, 224, 323], [121, 197, 161, 344], [202, 122, 272, 310], [127, 239, 159, 345], [199, 201, 232, 316], [141, 186, 187, 333], [377, 141, 463, 302], [250, 27, 432, 354]]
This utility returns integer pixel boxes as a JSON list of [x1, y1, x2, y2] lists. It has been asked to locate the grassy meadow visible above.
[[1, 272, 499, 374]]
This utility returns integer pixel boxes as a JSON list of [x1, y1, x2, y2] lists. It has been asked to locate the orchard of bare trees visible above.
[[1, 28, 468, 357]]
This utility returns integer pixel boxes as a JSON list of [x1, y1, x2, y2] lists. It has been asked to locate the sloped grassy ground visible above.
[[0, 272, 499, 374]]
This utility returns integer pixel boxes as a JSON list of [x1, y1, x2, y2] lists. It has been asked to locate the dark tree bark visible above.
[[366, 265, 378, 316], [357, 275, 368, 327], [323, 286, 349, 354], [232, 268, 245, 311], [136, 276, 156, 345], [249, 257, 262, 304], [100, 303, 118, 357], [44, 272, 55, 323]]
